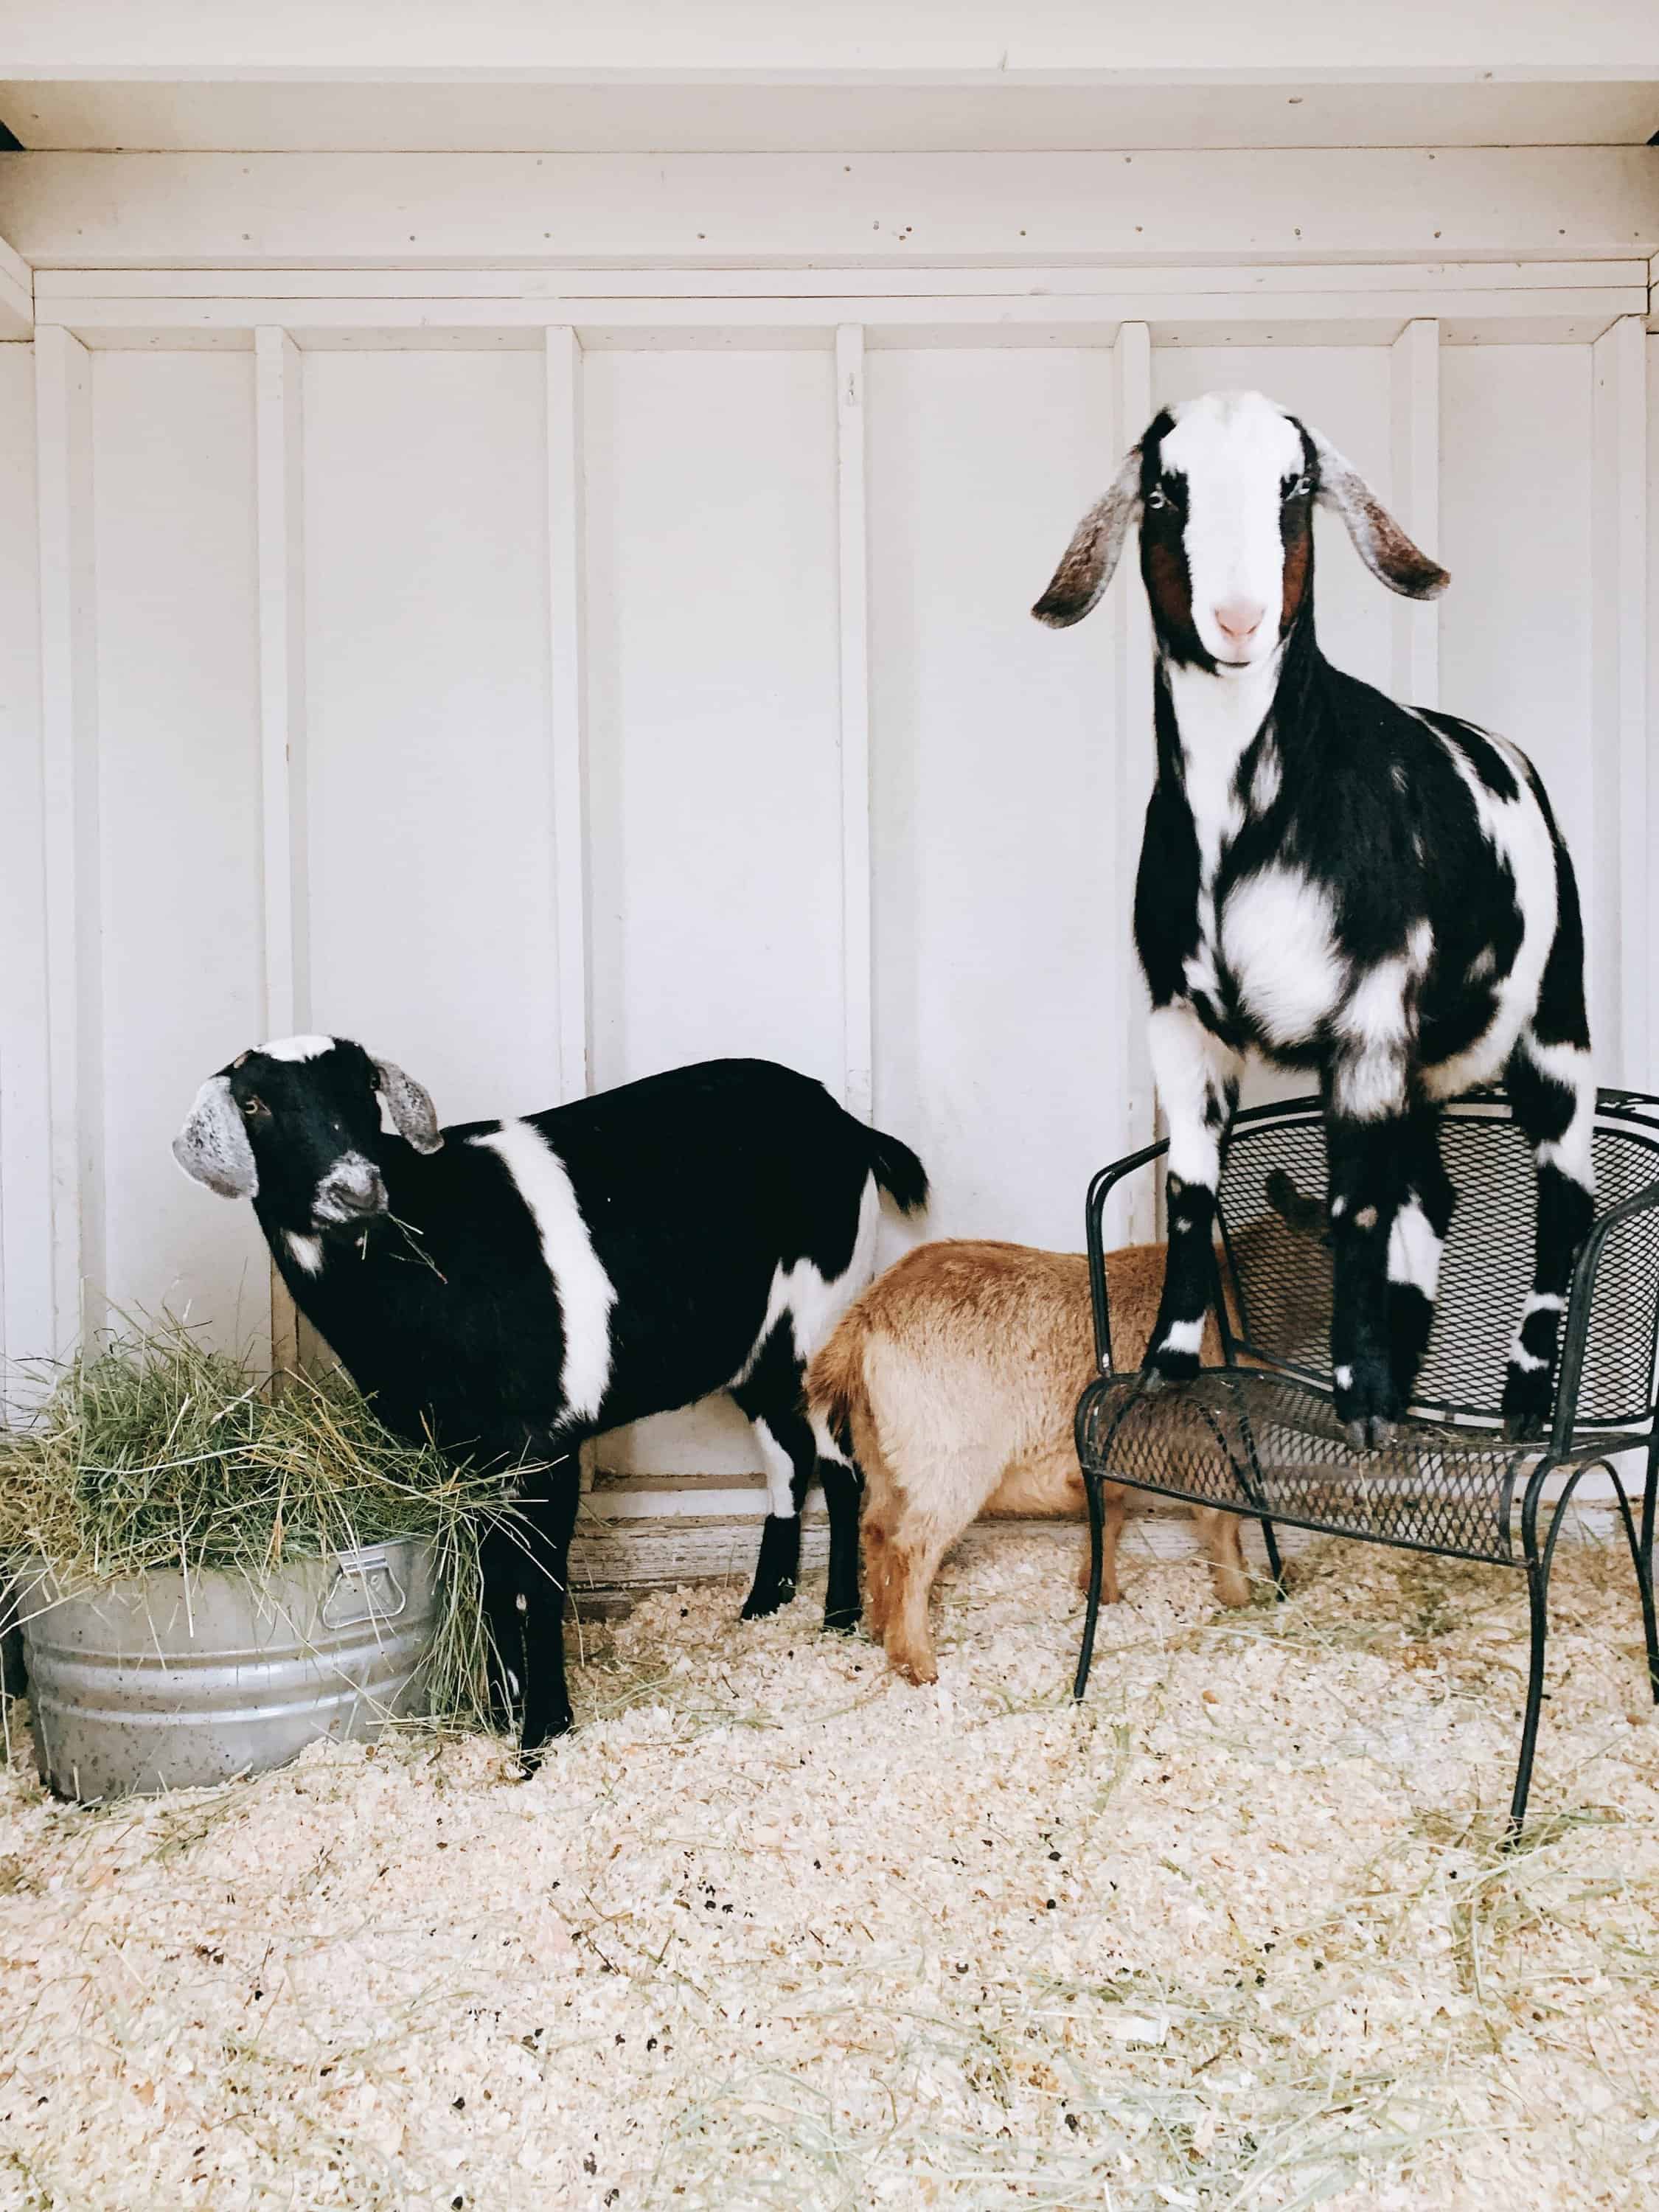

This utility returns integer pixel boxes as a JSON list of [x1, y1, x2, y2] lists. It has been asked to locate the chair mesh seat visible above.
[[1072, 1088, 1659, 1834], [1077, 1368, 1632, 1566]]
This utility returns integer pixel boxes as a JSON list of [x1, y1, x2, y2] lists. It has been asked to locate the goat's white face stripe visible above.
[[257, 1034, 335, 1062], [470, 1121, 617, 1423], [1161, 393, 1304, 671]]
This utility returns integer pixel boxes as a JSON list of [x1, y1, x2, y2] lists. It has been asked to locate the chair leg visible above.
[[1638, 1439, 1659, 1705], [1508, 1553, 1551, 1843], [1259, 1516, 1287, 1598], [1074, 1469, 1106, 1703]]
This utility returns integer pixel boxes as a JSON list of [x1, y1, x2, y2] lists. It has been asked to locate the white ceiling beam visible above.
[[4, 1, 1658, 82], [1, 149, 1654, 272]]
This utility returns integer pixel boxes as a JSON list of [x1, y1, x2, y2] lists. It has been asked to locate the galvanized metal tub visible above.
[[15, 1539, 438, 1801]]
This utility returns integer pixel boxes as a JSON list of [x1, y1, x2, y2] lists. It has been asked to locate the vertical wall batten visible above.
[[1113, 321, 1156, 1244], [34, 324, 103, 1354], [836, 324, 874, 1123], [1591, 315, 1649, 1088], [254, 327, 310, 1371], [546, 325, 592, 1103], [1389, 318, 1441, 708]]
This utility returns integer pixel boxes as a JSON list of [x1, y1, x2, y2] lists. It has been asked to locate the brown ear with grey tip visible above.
[[172, 1074, 258, 1200], [1310, 428, 1450, 601], [1031, 443, 1144, 628], [374, 1057, 444, 1154]]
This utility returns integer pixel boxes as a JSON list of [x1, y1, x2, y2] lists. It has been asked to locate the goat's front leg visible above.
[[1144, 1003, 1241, 1385], [484, 1446, 582, 1771], [1325, 1102, 1412, 1450]]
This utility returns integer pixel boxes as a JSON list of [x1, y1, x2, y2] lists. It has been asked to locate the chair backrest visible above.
[[1215, 1091, 1659, 1430]]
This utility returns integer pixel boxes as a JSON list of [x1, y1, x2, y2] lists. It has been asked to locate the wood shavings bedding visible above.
[[0, 1528, 1656, 2211]]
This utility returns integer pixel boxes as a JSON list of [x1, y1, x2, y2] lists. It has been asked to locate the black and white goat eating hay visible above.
[[174, 1043, 927, 1759], [1034, 389, 1594, 1447]]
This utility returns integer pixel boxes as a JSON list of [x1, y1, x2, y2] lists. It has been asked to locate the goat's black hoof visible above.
[[823, 1602, 862, 1635], [1501, 1408, 1548, 1445], [1141, 1349, 1199, 1393], [1335, 1357, 1400, 1451], [512, 1710, 573, 1778], [1501, 1369, 1551, 1444], [1343, 1415, 1396, 1452], [740, 1576, 795, 1621]]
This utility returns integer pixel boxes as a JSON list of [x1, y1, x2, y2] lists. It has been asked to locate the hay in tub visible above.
[[0, 1315, 519, 1727], [0, 1520, 1655, 2208]]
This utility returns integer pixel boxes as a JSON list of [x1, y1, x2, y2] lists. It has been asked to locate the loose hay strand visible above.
[[0, 1312, 517, 1725]]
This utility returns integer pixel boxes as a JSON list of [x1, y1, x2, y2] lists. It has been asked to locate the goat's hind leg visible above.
[[1385, 1106, 1456, 1411], [1503, 1027, 1596, 1439]]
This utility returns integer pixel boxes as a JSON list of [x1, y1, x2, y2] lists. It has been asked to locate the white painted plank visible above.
[[302, 350, 558, 1127], [0, 349, 52, 1389], [1389, 317, 1441, 709], [1592, 316, 1649, 1088], [254, 327, 310, 1371], [583, 347, 842, 1477], [545, 325, 591, 1105], [0, 243, 29, 341], [35, 262, 1652, 304], [91, 355, 268, 1356], [35, 286, 1648, 352], [1113, 322, 1157, 1247], [10, 4, 1657, 80], [254, 329, 307, 1044], [836, 324, 873, 1124], [33, 323, 102, 1354], [2, 150, 1653, 271], [868, 347, 1121, 1255], [14, 78, 1659, 159], [1441, 347, 1599, 1043]]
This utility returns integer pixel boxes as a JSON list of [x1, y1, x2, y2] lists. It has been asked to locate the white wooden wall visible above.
[[1, 267, 1655, 1479]]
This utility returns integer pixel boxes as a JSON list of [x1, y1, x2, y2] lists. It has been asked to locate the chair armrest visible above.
[[1085, 1141, 1168, 1373], [1550, 1170, 1659, 1451]]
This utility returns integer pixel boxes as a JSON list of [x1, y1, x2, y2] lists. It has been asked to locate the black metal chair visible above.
[[1073, 1087, 1659, 1836]]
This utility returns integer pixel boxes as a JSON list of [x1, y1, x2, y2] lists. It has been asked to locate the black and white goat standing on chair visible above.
[[173, 1044, 927, 1761], [1034, 389, 1594, 1447]]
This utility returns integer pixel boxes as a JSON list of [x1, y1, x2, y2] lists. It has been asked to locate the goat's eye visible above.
[[1146, 485, 1169, 512], [240, 1095, 265, 1119]]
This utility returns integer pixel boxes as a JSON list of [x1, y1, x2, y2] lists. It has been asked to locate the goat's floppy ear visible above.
[[374, 1058, 444, 1154], [172, 1075, 258, 1200], [1032, 443, 1144, 628], [1310, 428, 1450, 601]]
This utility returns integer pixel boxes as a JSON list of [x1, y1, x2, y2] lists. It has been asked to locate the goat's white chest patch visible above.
[[469, 1121, 617, 1423], [1217, 865, 1345, 1046]]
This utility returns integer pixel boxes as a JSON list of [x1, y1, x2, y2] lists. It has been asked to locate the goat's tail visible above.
[[805, 1315, 869, 1470], [864, 1124, 929, 1217]]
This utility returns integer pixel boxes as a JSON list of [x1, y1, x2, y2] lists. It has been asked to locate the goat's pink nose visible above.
[[1214, 598, 1267, 644]]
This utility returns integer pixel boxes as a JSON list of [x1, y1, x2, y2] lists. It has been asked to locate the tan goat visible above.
[[804, 1239, 1253, 1685]]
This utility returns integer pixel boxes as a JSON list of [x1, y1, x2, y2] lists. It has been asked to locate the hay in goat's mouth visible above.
[[0, 1314, 518, 1723], [0, 1526, 1655, 2210]]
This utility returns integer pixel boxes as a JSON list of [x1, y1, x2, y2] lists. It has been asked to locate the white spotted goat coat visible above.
[[1034, 389, 1595, 1447]]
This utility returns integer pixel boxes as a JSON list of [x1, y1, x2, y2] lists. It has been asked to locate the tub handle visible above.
[[321, 1553, 408, 1630]]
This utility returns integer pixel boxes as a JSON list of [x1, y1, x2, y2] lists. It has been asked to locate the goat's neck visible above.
[[1159, 648, 1284, 886]]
